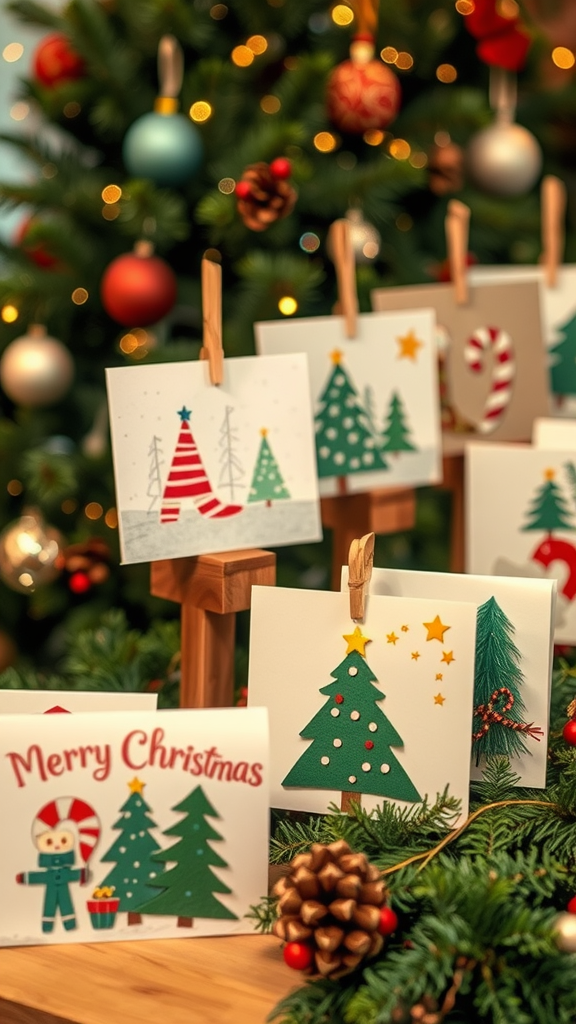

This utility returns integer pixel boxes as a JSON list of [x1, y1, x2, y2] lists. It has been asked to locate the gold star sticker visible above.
[[397, 329, 423, 361], [423, 615, 451, 643], [434, 693, 445, 705], [401, 625, 409, 632], [387, 632, 398, 645], [411, 651, 420, 660], [436, 673, 443, 681], [330, 348, 343, 365], [544, 467, 555, 481], [343, 625, 371, 656], [128, 777, 145, 794], [441, 651, 455, 665]]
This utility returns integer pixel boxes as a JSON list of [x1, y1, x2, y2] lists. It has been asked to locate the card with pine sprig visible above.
[[248, 586, 477, 823], [344, 565, 555, 787]]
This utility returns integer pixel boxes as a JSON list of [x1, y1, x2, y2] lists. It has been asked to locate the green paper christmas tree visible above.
[[521, 469, 575, 533], [549, 312, 576, 396], [137, 785, 237, 926], [381, 390, 417, 454], [315, 350, 388, 479], [248, 428, 290, 507], [99, 778, 162, 925], [282, 628, 421, 806]]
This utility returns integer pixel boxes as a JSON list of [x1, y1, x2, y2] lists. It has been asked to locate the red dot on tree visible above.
[[283, 941, 314, 970], [235, 181, 252, 199], [364, 740, 374, 750], [563, 719, 576, 746], [377, 906, 398, 936], [69, 571, 91, 594], [269, 157, 292, 179], [335, 694, 344, 704], [567, 895, 576, 914]]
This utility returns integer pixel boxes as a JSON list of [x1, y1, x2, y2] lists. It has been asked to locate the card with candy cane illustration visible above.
[[467, 441, 576, 644], [248, 586, 476, 823], [372, 281, 550, 451], [255, 309, 441, 496], [343, 565, 555, 787]]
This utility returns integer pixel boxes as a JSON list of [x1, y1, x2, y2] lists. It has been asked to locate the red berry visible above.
[[377, 906, 399, 936], [567, 896, 576, 914], [283, 941, 314, 970], [364, 740, 374, 750], [235, 181, 252, 200], [335, 694, 344, 704], [269, 157, 292, 180], [563, 719, 576, 746], [69, 571, 91, 594]]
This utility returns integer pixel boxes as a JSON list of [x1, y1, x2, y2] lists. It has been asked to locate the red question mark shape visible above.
[[531, 537, 576, 600]]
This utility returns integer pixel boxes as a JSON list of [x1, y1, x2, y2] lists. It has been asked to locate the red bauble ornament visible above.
[[100, 243, 177, 326], [563, 719, 576, 746], [567, 895, 576, 914], [15, 217, 59, 269], [269, 157, 292, 180], [32, 32, 85, 88], [377, 906, 399, 936], [69, 570, 91, 595], [327, 36, 401, 134], [283, 941, 314, 971]]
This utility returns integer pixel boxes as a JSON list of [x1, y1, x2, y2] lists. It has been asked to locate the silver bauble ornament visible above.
[[0, 324, 74, 406], [0, 512, 64, 594], [346, 208, 381, 263], [467, 121, 542, 197], [554, 912, 576, 953]]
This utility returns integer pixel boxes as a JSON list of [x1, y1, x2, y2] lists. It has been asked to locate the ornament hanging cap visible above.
[[154, 35, 183, 114], [32, 796, 100, 863], [350, 0, 379, 61]]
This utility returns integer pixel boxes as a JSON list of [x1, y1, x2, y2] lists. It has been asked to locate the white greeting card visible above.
[[0, 707, 269, 947], [255, 310, 441, 496], [106, 354, 322, 564], [344, 565, 555, 787], [533, 417, 576, 450], [0, 691, 158, 714], [467, 442, 576, 644], [248, 586, 476, 822]]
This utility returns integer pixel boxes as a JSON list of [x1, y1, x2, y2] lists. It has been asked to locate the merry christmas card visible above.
[[372, 281, 550, 451], [467, 442, 576, 644], [0, 707, 269, 947], [344, 565, 555, 787], [106, 354, 321, 564], [247, 586, 477, 822], [255, 310, 441, 496], [0, 691, 158, 714]]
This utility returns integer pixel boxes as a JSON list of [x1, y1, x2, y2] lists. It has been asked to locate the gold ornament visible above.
[[554, 912, 576, 952], [0, 512, 64, 594], [467, 121, 542, 197], [0, 324, 74, 407]]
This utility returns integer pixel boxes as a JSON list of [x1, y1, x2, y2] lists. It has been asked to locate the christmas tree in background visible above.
[[381, 390, 416, 454], [282, 627, 421, 806], [248, 428, 290, 507], [137, 785, 237, 925], [99, 778, 162, 925], [521, 468, 575, 534], [549, 312, 576, 397], [315, 350, 388, 479]]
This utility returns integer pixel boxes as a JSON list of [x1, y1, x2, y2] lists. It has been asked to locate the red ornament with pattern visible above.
[[326, 35, 401, 134], [32, 33, 85, 88]]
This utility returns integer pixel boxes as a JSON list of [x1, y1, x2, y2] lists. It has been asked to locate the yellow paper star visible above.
[[128, 777, 145, 794], [544, 467, 555, 481], [411, 651, 420, 660], [434, 693, 446, 705], [401, 624, 409, 632], [441, 650, 455, 665], [343, 625, 371, 656], [436, 673, 443, 681], [387, 632, 399, 645], [423, 615, 451, 643], [330, 348, 343, 365], [397, 329, 423, 361]]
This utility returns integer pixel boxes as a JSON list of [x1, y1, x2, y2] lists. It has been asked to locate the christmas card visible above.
[[344, 565, 555, 787], [247, 586, 476, 822], [533, 417, 576, 450], [0, 707, 269, 947], [372, 281, 549, 451], [106, 354, 321, 564], [0, 691, 158, 714], [467, 442, 576, 644], [255, 310, 441, 496]]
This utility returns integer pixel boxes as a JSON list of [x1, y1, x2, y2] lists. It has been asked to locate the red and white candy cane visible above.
[[465, 326, 515, 434]]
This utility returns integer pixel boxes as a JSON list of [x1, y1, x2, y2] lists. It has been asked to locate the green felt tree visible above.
[[137, 785, 237, 926], [521, 470, 575, 533], [315, 350, 388, 479], [99, 779, 162, 925], [282, 634, 421, 805], [472, 597, 542, 766], [248, 429, 290, 507], [549, 313, 576, 397], [381, 390, 417, 454]]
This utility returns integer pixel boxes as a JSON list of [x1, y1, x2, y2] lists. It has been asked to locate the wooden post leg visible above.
[[440, 454, 465, 574], [180, 603, 236, 709]]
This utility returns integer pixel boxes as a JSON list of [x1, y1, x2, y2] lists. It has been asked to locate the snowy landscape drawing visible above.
[[106, 354, 322, 563]]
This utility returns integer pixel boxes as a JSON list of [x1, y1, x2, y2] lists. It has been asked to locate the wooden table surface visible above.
[[0, 934, 296, 1024]]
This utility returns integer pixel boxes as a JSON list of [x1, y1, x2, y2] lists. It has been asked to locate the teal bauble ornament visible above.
[[122, 104, 203, 187]]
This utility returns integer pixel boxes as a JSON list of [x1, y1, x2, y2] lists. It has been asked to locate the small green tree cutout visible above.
[[137, 785, 237, 926], [381, 391, 417, 454], [99, 778, 162, 925], [315, 349, 388, 479], [248, 428, 290, 507], [521, 468, 575, 534], [549, 313, 576, 397]]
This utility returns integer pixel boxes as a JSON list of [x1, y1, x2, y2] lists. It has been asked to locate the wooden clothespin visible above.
[[347, 531, 375, 621], [328, 218, 358, 339], [199, 256, 224, 385], [541, 175, 566, 288], [155, 35, 184, 112], [445, 199, 470, 306]]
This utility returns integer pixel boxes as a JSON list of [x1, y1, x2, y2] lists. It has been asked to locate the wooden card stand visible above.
[[438, 452, 465, 574], [321, 486, 416, 590], [151, 549, 276, 708]]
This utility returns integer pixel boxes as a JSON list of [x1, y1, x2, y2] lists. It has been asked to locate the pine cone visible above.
[[427, 142, 464, 196], [236, 162, 297, 231], [272, 839, 388, 978]]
